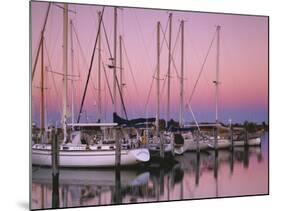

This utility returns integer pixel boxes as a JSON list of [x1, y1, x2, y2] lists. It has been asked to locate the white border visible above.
[[0, 0, 280, 211]]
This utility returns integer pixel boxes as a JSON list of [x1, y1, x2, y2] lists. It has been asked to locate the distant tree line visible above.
[[32, 119, 269, 134], [231, 121, 268, 132]]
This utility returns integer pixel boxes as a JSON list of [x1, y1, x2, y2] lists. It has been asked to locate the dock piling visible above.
[[114, 127, 122, 204], [159, 132, 165, 159], [245, 129, 248, 146], [196, 130, 200, 154], [114, 165, 122, 204], [115, 128, 121, 169], [51, 127, 60, 208], [230, 125, 234, 150], [51, 127, 59, 176], [214, 127, 218, 151], [195, 151, 200, 186]]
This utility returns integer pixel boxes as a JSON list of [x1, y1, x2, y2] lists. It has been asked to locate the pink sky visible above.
[[31, 1, 268, 125]]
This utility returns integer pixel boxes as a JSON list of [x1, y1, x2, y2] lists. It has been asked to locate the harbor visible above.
[[31, 132, 268, 209], [31, 1, 268, 210]]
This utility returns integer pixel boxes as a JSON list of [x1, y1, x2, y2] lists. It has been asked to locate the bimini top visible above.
[[68, 123, 118, 127]]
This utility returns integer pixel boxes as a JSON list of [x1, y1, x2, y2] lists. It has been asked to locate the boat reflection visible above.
[[32, 144, 264, 209], [32, 168, 150, 209]]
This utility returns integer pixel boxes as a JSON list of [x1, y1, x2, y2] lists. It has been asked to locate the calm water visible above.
[[31, 133, 268, 210]]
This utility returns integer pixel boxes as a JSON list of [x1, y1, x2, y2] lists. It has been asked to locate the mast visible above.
[[32, 3, 51, 81], [113, 7, 117, 113], [76, 8, 105, 123], [98, 11, 102, 121], [156, 21, 160, 135], [44, 66, 49, 132], [167, 13, 172, 122], [40, 34, 45, 139], [62, 4, 68, 142], [70, 19, 74, 130], [119, 35, 123, 117], [215, 25, 221, 124], [179, 20, 184, 128]]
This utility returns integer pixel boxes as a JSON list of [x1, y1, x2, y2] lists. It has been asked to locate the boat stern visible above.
[[131, 148, 150, 162]]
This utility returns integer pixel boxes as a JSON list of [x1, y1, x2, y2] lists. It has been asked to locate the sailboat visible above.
[[207, 136, 231, 149], [171, 19, 211, 154], [32, 123, 150, 167], [32, 4, 150, 167], [205, 26, 231, 150], [171, 128, 209, 154], [232, 131, 262, 146], [126, 19, 175, 159]]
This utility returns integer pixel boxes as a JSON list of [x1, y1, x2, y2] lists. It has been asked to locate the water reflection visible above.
[[31, 133, 268, 210]]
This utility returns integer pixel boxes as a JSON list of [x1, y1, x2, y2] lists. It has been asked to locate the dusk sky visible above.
[[31, 1, 268, 125]]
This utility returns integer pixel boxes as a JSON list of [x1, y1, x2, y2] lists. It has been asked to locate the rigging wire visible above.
[[32, 2, 52, 81], [115, 73, 128, 120], [159, 24, 180, 80], [159, 22, 181, 104], [143, 20, 169, 114], [72, 21, 97, 108], [122, 40, 140, 99], [186, 29, 217, 107], [183, 29, 217, 132], [123, 9, 158, 117], [121, 40, 141, 117], [48, 18, 62, 70], [101, 19, 113, 58], [77, 7, 105, 123], [72, 24, 85, 77], [43, 41, 63, 114], [100, 14, 116, 104], [102, 61, 114, 105], [99, 14, 129, 119], [133, 12, 154, 70]]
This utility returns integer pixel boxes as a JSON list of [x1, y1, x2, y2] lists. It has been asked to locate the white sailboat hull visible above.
[[208, 139, 231, 149], [247, 137, 262, 146], [174, 146, 185, 155], [174, 138, 190, 155], [233, 137, 261, 146], [185, 139, 209, 151], [174, 138, 209, 155], [32, 146, 150, 167], [148, 143, 173, 154]]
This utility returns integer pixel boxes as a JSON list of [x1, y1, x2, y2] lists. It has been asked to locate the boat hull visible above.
[[185, 140, 209, 151], [208, 139, 231, 149], [247, 137, 262, 146], [148, 143, 174, 157], [174, 139, 209, 155], [233, 137, 262, 146], [32, 148, 150, 167]]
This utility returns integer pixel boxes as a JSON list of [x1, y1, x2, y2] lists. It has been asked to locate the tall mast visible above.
[[70, 19, 74, 130], [156, 21, 160, 135], [179, 20, 184, 128], [113, 7, 117, 113], [98, 11, 102, 121], [215, 25, 221, 124], [32, 3, 51, 81], [119, 35, 123, 117], [167, 13, 172, 122], [40, 34, 45, 138], [62, 3, 68, 142]]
